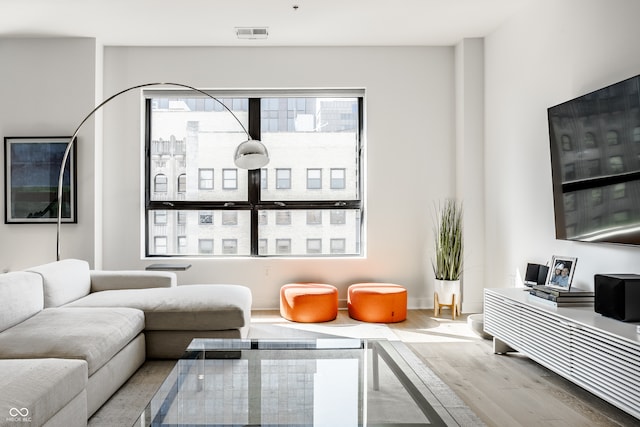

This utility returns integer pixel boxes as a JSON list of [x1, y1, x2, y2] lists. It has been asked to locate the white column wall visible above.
[[102, 46, 456, 309], [0, 37, 98, 271], [455, 38, 485, 313], [484, 0, 640, 292]]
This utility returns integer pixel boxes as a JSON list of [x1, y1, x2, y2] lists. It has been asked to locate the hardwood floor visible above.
[[395, 310, 639, 426], [91, 309, 639, 426], [253, 309, 640, 426]]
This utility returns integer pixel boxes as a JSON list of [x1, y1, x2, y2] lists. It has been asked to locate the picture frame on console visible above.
[[4, 136, 77, 224], [545, 255, 577, 290]]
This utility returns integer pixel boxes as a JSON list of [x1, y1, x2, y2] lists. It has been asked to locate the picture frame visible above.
[[4, 136, 76, 224], [545, 255, 577, 290]]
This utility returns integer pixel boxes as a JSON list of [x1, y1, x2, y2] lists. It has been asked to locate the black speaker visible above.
[[524, 263, 549, 287], [594, 274, 640, 322]]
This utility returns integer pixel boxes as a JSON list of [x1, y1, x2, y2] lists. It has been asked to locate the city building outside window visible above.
[[154, 174, 168, 193], [146, 91, 363, 257], [199, 239, 214, 254], [276, 169, 291, 189], [307, 238, 322, 254], [154, 236, 167, 254], [330, 168, 346, 189], [223, 169, 238, 190], [198, 168, 214, 190], [307, 168, 322, 189], [177, 174, 187, 193]]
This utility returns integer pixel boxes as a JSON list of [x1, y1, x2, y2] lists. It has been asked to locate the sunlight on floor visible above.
[[393, 317, 480, 344], [251, 310, 484, 344]]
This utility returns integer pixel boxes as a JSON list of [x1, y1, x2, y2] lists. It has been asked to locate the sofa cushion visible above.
[[27, 259, 91, 308], [0, 358, 87, 427], [66, 284, 251, 331], [0, 271, 43, 332], [0, 307, 144, 375], [90, 270, 176, 292]]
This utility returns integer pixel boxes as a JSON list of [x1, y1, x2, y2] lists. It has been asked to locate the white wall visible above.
[[455, 38, 485, 312], [485, 0, 640, 291], [101, 46, 456, 309], [0, 38, 99, 271]]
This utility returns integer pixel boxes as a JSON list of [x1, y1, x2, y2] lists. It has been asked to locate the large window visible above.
[[146, 91, 363, 257]]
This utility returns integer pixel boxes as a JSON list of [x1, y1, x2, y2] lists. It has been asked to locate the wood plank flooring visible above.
[[386, 310, 639, 427], [253, 309, 640, 426], [90, 309, 640, 426]]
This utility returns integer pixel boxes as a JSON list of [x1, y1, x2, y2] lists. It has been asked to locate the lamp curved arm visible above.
[[55, 82, 254, 261]]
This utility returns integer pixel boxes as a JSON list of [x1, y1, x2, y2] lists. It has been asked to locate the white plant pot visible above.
[[434, 279, 461, 319], [434, 279, 460, 305]]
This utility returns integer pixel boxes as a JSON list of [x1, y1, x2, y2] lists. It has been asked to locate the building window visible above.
[[307, 210, 322, 225], [177, 174, 187, 193], [199, 211, 213, 224], [154, 210, 167, 225], [198, 168, 214, 190], [276, 211, 291, 225], [222, 239, 238, 254], [330, 168, 346, 189], [223, 169, 238, 190], [154, 236, 167, 254], [154, 174, 168, 193], [330, 238, 346, 254], [330, 210, 346, 225], [276, 239, 291, 254], [582, 133, 597, 148], [276, 169, 291, 189], [258, 211, 268, 225], [198, 239, 214, 254], [307, 239, 322, 254], [222, 211, 238, 225], [177, 236, 187, 254], [613, 183, 626, 199], [259, 239, 268, 255], [307, 169, 322, 189], [609, 156, 624, 173], [177, 212, 187, 225], [146, 92, 363, 257]]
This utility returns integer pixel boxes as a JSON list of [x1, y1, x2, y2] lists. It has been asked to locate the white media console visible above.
[[484, 288, 640, 420]]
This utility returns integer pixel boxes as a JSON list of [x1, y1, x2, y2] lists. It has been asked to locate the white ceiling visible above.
[[0, 0, 529, 47]]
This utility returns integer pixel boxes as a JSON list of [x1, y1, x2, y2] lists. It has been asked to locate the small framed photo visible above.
[[4, 136, 76, 224], [545, 255, 577, 290]]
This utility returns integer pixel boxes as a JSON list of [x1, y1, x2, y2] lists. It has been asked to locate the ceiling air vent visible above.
[[236, 27, 269, 40]]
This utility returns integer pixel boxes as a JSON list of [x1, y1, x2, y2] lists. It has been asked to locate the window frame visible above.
[[144, 91, 364, 258]]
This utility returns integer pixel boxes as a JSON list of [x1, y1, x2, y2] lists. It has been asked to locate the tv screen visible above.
[[547, 74, 640, 245]]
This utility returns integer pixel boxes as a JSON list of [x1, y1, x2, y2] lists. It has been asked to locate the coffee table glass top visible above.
[[134, 338, 454, 426]]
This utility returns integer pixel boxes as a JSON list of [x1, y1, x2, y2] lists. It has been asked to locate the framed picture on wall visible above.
[[4, 136, 76, 223], [545, 255, 577, 290]]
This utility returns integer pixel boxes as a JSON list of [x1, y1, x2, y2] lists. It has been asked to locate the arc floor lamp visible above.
[[55, 82, 269, 261]]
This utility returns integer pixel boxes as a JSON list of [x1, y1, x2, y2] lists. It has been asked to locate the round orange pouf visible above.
[[348, 283, 407, 323], [280, 283, 339, 323]]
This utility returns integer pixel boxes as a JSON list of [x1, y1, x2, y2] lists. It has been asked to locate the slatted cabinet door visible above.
[[484, 288, 640, 421], [570, 326, 640, 417]]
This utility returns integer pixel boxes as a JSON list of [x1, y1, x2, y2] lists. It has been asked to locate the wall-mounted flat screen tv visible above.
[[548, 74, 640, 246]]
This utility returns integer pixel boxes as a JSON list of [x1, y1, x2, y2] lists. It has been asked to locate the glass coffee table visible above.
[[133, 338, 479, 426]]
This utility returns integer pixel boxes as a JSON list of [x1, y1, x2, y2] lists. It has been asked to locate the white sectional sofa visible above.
[[0, 259, 252, 426]]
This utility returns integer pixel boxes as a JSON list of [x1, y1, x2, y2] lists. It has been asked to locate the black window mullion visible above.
[[145, 98, 152, 257], [248, 98, 261, 255]]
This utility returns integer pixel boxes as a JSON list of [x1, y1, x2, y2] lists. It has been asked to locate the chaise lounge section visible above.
[[0, 259, 252, 425]]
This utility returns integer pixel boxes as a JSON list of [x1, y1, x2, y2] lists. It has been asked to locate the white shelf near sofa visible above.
[[484, 287, 640, 420]]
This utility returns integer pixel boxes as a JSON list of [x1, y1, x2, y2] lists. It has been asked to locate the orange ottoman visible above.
[[348, 283, 407, 323], [280, 283, 338, 323]]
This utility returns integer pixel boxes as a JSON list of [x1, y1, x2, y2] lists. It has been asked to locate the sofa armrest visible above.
[[89, 270, 177, 292]]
